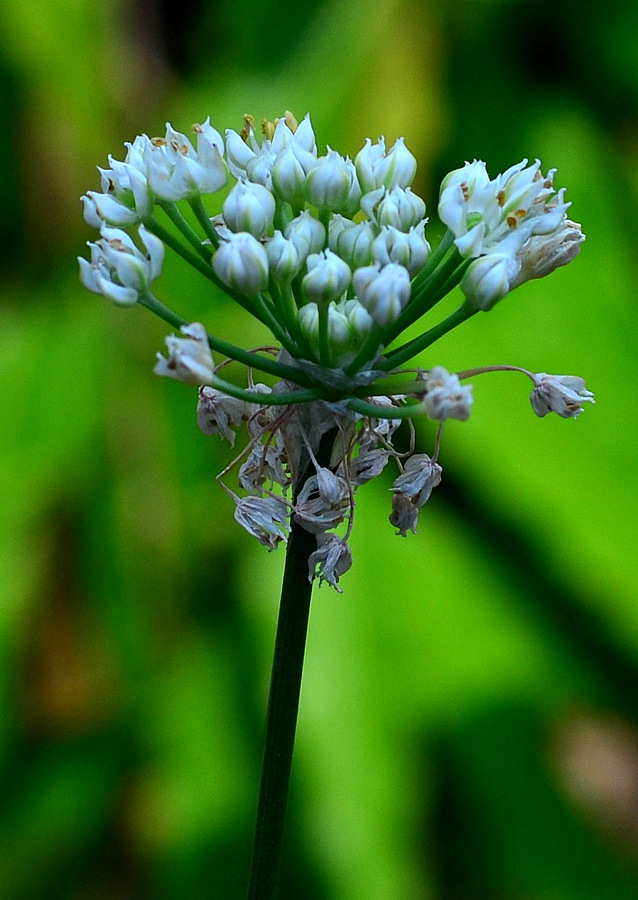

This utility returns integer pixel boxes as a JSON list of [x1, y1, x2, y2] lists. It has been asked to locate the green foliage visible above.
[[2, 0, 638, 896]]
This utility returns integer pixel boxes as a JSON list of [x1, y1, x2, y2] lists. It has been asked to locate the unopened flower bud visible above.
[[530, 373, 595, 419], [353, 262, 411, 326], [213, 231, 269, 294], [423, 366, 473, 421], [336, 221, 376, 269], [372, 222, 430, 276], [383, 137, 418, 190], [223, 179, 276, 237], [302, 250, 351, 305], [285, 210, 326, 260], [375, 186, 427, 230], [265, 230, 303, 284], [460, 253, 518, 311], [271, 145, 307, 205], [355, 138, 388, 193], [305, 148, 353, 211], [154, 322, 214, 385]]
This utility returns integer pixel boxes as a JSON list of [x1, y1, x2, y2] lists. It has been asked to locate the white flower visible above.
[[438, 158, 571, 260], [81, 191, 140, 227], [79, 224, 164, 305], [423, 366, 473, 421], [145, 123, 227, 202], [213, 231, 269, 294], [530, 373, 595, 418], [154, 322, 214, 386]]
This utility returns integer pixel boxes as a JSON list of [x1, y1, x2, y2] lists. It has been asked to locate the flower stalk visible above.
[[247, 428, 338, 900]]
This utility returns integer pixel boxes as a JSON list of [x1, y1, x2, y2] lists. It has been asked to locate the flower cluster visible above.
[[80, 110, 593, 588]]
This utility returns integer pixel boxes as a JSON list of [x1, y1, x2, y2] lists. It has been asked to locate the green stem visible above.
[[143, 217, 218, 281], [189, 196, 220, 248], [160, 200, 212, 260], [247, 429, 338, 900], [139, 293, 315, 385], [379, 301, 476, 372]]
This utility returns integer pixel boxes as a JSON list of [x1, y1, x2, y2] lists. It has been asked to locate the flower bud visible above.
[[372, 222, 430, 276], [265, 230, 303, 284], [460, 253, 518, 311], [342, 298, 374, 339], [305, 148, 353, 212], [271, 144, 307, 204], [302, 250, 351, 305], [336, 221, 376, 270], [328, 214, 354, 252], [298, 302, 351, 358], [375, 186, 426, 230], [154, 322, 214, 386], [383, 137, 418, 190], [355, 137, 389, 193], [284, 210, 326, 260], [223, 179, 276, 237], [213, 231, 269, 294], [353, 263, 411, 326]]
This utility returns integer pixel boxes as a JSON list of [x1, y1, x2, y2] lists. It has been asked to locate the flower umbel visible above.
[[80, 109, 593, 587]]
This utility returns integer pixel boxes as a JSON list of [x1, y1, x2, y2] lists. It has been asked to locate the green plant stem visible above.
[[379, 301, 476, 371], [247, 429, 338, 900], [140, 293, 315, 385], [189, 196, 220, 248]]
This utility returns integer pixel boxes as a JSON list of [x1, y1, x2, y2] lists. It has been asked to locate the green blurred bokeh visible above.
[[2, 0, 638, 897]]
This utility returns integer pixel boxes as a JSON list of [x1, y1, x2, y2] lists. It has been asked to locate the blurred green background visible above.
[[2, 0, 638, 897]]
